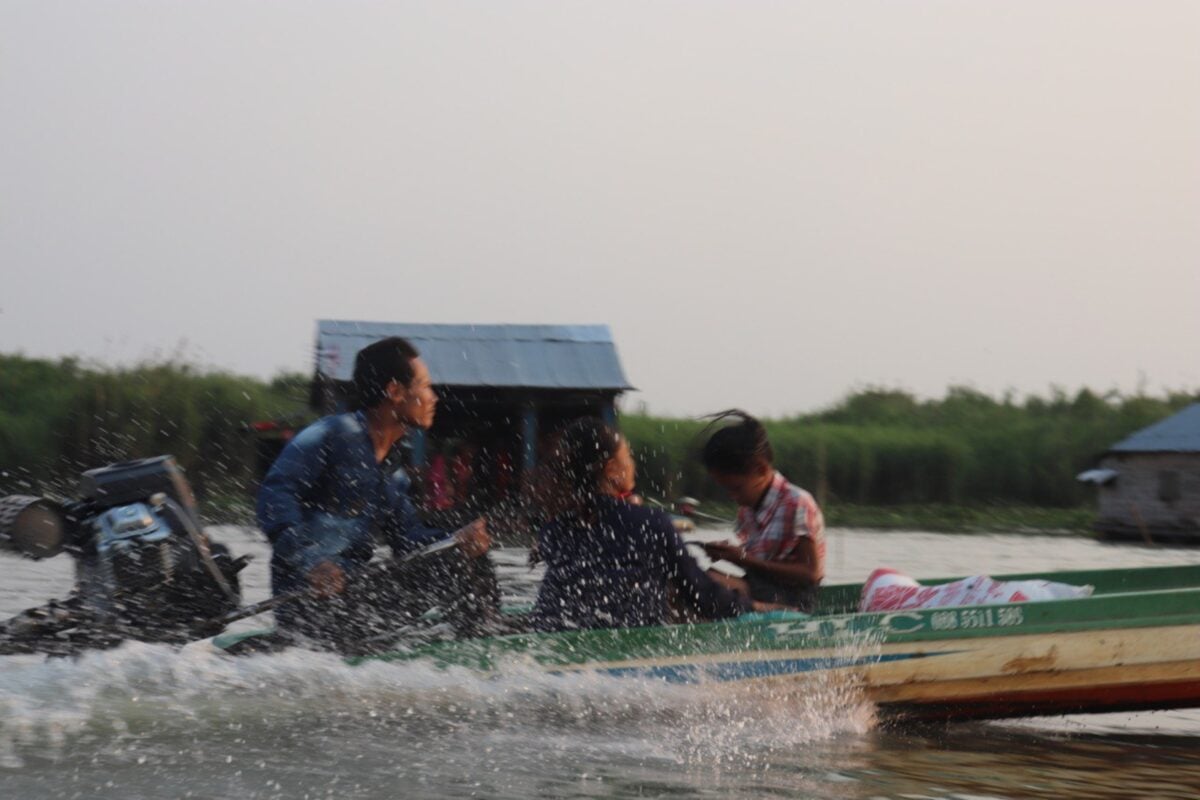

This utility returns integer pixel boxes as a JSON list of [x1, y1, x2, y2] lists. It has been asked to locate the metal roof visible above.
[[1109, 403, 1200, 453], [315, 320, 633, 390]]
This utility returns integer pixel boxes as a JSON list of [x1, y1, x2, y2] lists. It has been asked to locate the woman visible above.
[[531, 418, 751, 632]]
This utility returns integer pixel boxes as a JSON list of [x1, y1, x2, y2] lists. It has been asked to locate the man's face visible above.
[[388, 357, 438, 429]]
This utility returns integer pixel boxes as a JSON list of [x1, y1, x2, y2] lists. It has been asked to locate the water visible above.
[[3, 527, 1200, 799]]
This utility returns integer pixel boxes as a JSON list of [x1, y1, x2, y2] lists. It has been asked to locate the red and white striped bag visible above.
[[859, 567, 1092, 612]]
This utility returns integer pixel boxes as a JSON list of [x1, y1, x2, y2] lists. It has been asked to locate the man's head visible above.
[[352, 337, 437, 428], [701, 410, 775, 507]]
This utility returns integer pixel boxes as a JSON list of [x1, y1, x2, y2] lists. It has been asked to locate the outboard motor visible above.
[[1, 457, 248, 656]]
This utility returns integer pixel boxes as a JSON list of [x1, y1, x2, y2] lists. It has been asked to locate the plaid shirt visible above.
[[736, 471, 826, 570]]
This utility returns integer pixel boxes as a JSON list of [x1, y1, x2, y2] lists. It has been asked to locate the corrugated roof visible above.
[[1109, 403, 1200, 453], [315, 320, 633, 390]]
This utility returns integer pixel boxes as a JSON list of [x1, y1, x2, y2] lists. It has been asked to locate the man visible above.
[[256, 337, 496, 650]]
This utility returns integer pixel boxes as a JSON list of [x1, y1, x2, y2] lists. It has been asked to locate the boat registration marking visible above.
[[767, 605, 1025, 639], [932, 606, 1024, 631]]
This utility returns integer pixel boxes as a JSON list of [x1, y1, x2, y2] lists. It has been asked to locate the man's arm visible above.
[[382, 466, 456, 551], [395, 500, 491, 557], [256, 422, 334, 576]]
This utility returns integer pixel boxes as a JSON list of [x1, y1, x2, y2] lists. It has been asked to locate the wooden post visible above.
[[601, 399, 617, 428], [521, 405, 539, 473], [1130, 503, 1155, 547]]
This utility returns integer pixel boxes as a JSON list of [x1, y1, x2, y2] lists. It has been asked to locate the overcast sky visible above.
[[2, 2, 1197, 416]]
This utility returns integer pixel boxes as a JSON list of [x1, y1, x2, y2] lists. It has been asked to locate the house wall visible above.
[[1096, 453, 1200, 530]]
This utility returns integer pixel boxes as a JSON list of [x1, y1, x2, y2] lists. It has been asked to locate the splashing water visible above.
[[0, 635, 876, 764], [0, 635, 877, 800], [5, 531, 1200, 798]]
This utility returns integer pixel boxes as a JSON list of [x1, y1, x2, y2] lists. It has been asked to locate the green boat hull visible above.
[[215, 564, 1200, 721]]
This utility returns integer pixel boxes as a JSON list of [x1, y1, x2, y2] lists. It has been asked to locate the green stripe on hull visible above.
[[218, 566, 1200, 679], [360, 587, 1200, 672]]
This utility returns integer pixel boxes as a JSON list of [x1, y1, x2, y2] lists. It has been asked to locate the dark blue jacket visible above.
[[256, 411, 444, 595], [532, 497, 750, 631]]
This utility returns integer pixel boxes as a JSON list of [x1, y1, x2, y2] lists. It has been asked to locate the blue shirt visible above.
[[256, 411, 444, 594], [531, 497, 750, 631]]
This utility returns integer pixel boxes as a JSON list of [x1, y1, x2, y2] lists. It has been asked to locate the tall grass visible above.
[[0, 354, 308, 498], [622, 387, 1199, 508], [3, 353, 1195, 511]]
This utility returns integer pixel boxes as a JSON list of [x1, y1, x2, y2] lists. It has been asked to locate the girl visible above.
[[701, 411, 825, 612], [531, 418, 751, 631]]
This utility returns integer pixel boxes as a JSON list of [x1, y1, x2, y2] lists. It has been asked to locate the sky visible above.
[[2, 1, 1197, 417]]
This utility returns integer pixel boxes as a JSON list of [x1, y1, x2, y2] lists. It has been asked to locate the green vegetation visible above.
[[2, 353, 1195, 532], [622, 387, 1199, 521], [0, 354, 309, 499]]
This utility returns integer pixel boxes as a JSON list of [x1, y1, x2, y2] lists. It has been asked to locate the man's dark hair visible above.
[[352, 337, 420, 409], [701, 409, 774, 475]]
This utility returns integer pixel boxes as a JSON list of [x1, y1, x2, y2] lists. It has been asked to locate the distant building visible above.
[[1079, 404, 1200, 543], [302, 320, 637, 539], [311, 320, 633, 476], [249, 320, 633, 531]]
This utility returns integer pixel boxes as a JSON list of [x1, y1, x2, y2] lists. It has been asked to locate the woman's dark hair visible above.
[[548, 417, 622, 522], [352, 337, 420, 410], [700, 409, 773, 475]]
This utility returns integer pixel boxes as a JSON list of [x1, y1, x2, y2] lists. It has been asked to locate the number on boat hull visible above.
[[767, 605, 1026, 639]]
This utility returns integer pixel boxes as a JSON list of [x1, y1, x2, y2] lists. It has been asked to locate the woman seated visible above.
[[531, 418, 752, 632]]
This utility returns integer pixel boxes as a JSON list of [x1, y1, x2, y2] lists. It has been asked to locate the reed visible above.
[[621, 387, 1199, 509], [3, 354, 1195, 514], [0, 354, 308, 497]]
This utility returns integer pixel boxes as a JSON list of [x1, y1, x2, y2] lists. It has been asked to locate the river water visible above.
[[2, 527, 1199, 799]]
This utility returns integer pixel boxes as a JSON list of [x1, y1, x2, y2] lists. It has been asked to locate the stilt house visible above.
[[1079, 403, 1200, 543]]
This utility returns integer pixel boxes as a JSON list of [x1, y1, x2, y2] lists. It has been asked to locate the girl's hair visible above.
[[548, 417, 622, 522], [700, 409, 773, 475]]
